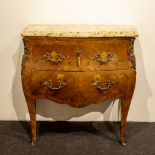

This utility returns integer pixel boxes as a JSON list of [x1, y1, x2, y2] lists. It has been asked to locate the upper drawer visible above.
[[29, 38, 132, 71]]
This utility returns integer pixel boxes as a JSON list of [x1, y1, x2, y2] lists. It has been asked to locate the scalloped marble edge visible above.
[[22, 24, 138, 37]]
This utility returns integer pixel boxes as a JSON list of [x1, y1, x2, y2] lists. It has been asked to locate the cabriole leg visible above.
[[120, 97, 132, 146], [25, 96, 36, 145]]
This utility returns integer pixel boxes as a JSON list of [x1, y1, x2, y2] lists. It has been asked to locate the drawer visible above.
[[30, 38, 131, 71], [30, 70, 135, 107]]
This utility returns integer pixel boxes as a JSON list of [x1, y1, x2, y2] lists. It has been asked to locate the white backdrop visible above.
[[0, 0, 154, 121]]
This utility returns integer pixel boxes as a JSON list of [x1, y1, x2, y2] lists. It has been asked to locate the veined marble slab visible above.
[[22, 25, 138, 37]]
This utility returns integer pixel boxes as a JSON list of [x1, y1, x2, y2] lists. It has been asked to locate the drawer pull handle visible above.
[[42, 51, 65, 64], [91, 80, 115, 90], [92, 51, 114, 64], [42, 80, 66, 90]]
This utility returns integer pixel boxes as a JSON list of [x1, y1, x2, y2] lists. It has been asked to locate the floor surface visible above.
[[0, 121, 155, 155]]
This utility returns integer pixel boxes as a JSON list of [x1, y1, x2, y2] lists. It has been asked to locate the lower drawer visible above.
[[30, 70, 135, 107]]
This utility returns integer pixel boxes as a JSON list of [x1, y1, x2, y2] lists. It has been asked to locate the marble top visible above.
[[22, 25, 138, 37]]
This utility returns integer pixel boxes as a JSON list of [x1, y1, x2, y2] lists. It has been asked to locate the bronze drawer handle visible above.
[[42, 51, 65, 64], [91, 80, 115, 90], [42, 80, 66, 90], [92, 51, 114, 64]]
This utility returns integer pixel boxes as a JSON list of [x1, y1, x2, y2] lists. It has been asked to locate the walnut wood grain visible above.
[[29, 70, 135, 108], [27, 37, 132, 71], [21, 36, 136, 145]]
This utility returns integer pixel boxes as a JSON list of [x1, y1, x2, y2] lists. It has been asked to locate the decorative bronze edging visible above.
[[128, 38, 136, 71], [21, 39, 30, 73]]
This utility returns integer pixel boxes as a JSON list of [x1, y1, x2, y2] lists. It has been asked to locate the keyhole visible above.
[[76, 49, 82, 66]]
